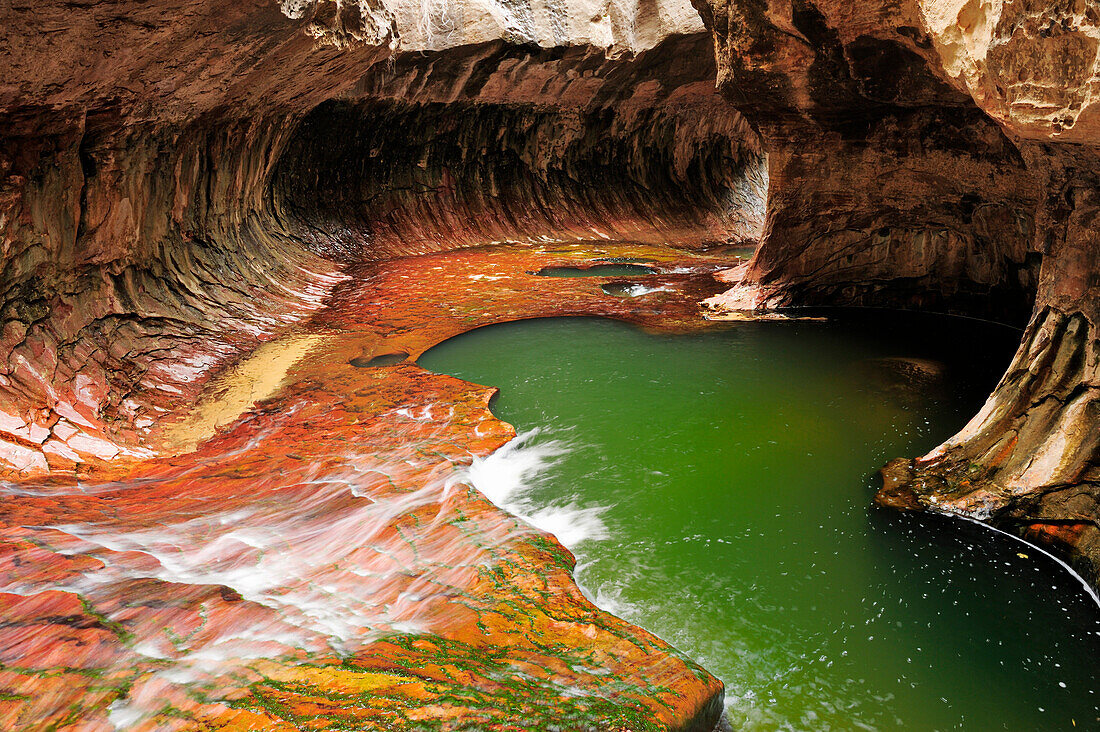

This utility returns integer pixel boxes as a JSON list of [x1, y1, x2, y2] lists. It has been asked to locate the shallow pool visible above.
[[531, 263, 658, 277], [419, 313, 1100, 731]]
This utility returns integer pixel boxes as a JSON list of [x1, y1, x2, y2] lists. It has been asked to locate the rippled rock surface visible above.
[[0, 243, 730, 728]]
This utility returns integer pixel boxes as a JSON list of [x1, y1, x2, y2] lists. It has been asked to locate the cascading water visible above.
[[0, 243, 757, 729], [14, 428, 497, 726], [0, 238, 1081, 730], [465, 429, 610, 549]]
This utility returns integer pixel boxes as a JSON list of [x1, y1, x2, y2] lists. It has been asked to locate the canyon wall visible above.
[[694, 0, 1100, 588], [6, 0, 1100, 668], [3, 0, 1100, 727], [0, 1, 764, 476], [696, 0, 1043, 321], [0, 5, 757, 728], [274, 36, 765, 260]]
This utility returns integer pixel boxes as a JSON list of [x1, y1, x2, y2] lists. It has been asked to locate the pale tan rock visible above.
[[285, 0, 706, 53], [919, 0, 1100, 143]]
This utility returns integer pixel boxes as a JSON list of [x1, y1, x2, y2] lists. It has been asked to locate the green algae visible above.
[[236, 633, 671, 732]]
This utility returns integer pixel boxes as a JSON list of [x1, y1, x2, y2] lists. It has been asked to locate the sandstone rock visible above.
[[692, 0, 1100, 591], [0, 1, 752, 722], [4, 0, 1100, 726], [920, 0, 1100, 143], [0, 7, 763, 475], [0, 242, 731, 729]]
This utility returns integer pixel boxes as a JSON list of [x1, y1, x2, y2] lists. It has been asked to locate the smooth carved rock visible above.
[[0, 26, 764, 476], [0, 2, 753, 727], [4, 0, 1100, 726], [0, 243, 730, 729], [696, 0, 1042, 320], [692, 0, 1100, 589]]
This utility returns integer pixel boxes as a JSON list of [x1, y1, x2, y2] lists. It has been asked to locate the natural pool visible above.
[[419, 313, 1100, 731], [532, 263, 659, 277]]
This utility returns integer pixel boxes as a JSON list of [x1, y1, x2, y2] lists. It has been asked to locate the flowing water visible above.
[[419, 312, 1100, 731]]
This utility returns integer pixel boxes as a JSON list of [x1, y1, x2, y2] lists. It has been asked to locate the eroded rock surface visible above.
[[0, 243, 730, 730], [0, 4, 764, 476], [921, 0, 1100, 143], [6, 0, 1100, 726], [693, 0, 1100, 589], [697, 0, 1042, 319], [0, 1, 757, 727]]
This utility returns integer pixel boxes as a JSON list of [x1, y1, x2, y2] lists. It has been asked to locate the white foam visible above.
[[582, 577, 638, 618], [465, 429, 564, 505], [464, 429, 608, 551], [527, 504, 609, 547], [953, 514, 1100, 610]]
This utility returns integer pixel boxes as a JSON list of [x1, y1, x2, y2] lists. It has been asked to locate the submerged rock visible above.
[[859, 357, 946, 402]]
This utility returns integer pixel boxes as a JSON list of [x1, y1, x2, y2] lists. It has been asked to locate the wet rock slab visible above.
[[0, 243, 730, 730]]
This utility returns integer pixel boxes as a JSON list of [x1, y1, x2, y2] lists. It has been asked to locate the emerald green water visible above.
[[532, 264, 658, 277], [418, 313, 1100, 731]]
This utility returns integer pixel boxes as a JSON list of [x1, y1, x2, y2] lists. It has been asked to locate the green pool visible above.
[[531, 264, 658, 277], [419, 313, 1100, 731]]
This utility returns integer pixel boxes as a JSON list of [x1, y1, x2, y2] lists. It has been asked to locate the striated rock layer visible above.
[[0, 241, 732, 730], [0, 5, 765, 475], [694, 0, 1100, 589], [0, 242, 732, 729], [0, 0, 759, 729], [6, 0, 1100, 726]]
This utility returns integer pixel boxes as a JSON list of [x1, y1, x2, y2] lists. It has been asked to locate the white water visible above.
[[8, 433, 505, 727], [954, 514, 1100, 610], [3, 423, 617, 730], [464, 429, 609, 550]]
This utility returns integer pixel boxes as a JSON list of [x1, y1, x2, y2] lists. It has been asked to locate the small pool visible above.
[[531, 264, 658, 278], [420, 313, 1100, 731]]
